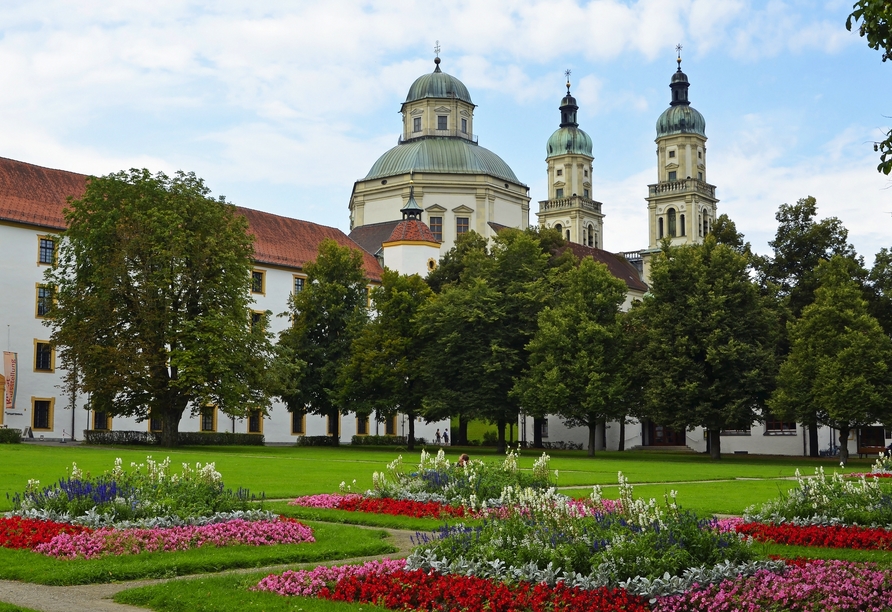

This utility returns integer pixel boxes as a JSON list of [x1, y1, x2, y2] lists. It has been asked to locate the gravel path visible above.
[[0, 527, 417, 612]]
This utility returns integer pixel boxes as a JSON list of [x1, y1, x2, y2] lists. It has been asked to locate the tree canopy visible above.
[[635, 236, 779, 459], [274, 238, 369, 442], [771, 255, 892, 464], [46, 169, 271, 447]]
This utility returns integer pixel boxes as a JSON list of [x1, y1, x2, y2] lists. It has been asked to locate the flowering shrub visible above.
[[653, 559, 892, 612], [255, 561, 650, 612], [10, 456, 263, 522], [745, 466, 892, 527], [0, 517, 91, 550], [736, 521, 892, 550], [34, 517, 313, 559], [369, 448, 555, 510], [289, 493, 469, 518]]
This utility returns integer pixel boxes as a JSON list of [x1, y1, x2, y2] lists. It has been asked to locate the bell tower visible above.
[[536, 71, 604, 248], [644, 47, 718, 272]]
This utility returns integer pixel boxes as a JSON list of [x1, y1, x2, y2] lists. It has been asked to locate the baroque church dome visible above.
[[546, 86, 593, 158], [655, 62, 706, 138], [363, 137, 521, 183], [404, 58, 474, 105]]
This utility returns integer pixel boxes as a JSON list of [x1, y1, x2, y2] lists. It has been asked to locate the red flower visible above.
[[336, 497, 469, 519], [737, 521, 892, 550], [0, 517, 91, 550]]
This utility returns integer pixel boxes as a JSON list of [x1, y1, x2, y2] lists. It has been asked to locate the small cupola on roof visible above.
[[403, 56, 474, 106], [656, 51, 706, 139], [546, 73, 593, 158]]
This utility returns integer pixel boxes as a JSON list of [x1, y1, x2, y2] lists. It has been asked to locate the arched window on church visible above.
[[587, 224, 594, 247], [667, 208, 677, 237], [554, 223, 562, 235], [680, 213, 686, 236], [658, 217, 664, 239]]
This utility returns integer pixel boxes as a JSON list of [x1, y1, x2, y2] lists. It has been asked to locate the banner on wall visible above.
[[3, 352, 16, 410]]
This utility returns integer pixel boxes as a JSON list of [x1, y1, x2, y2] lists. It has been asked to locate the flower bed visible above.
[[653, 559, 892, 612], [254, 561, 650, 612], [736, 521, 892, 550], [289, 493, 469, 519], [34, 517, 314, 559], [0, 516, 91, 550]]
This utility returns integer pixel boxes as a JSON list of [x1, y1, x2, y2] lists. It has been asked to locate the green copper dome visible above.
[[656, 61, 706, 138], [404, 58, 473, 105], [364, 137, 522, 184], [546, 127, 593, 158]]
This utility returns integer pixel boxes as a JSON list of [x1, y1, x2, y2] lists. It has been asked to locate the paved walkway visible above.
[[0, 527, 417, 612]]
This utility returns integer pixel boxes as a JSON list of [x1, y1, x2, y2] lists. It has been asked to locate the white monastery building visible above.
[[0, 52, 878, 457]]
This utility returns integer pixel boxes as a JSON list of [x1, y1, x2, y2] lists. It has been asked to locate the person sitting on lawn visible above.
[[457, 453, 469, 466]]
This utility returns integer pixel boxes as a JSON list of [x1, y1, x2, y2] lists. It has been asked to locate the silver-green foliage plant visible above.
[[409, 472, 758, 584], [9, 456, 262, 522], [745, 466, 892, 527], [368, 448, 555, 509]]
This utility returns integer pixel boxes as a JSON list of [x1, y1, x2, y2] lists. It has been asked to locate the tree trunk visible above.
[[838, 426, 850, 465], [407, 412, 415, 451], [618, 418, 626, 451], [496, 419, 506, 454], [708, 429, 721, 460], [159, 409, 182, 448], [458, 416, 469, 446], [587, 420, 597, 457], [330, 407, 340, 446], [533, 417, 544, 448], [809, 423, 820, 457]]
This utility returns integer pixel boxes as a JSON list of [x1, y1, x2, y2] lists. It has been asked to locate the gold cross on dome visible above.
[[434, 41, 441, 58], [675, 43, 683, 58]]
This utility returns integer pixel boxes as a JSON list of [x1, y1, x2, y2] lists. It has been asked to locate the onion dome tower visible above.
[[381, 181, 441, 276], [536, 71, 604, 248], [643, 47, 718, 269], [349, 45, 530, 261]]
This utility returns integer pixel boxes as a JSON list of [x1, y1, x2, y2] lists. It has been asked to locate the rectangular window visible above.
[[583, 189, 590, 198], [149, 416, 163, 432], [764, 413, 796, 435], [35, 285, 53, 318], [413, 116, 421, 132], [38, 237, 55, 265], [356, 414, 369, 436], [34, 341, 53, 372], [429, 216, 443, 241], [540, 420, 549, 439], [456, 217, 469, 235], [698, 172, 703, 181], [33, 398, 53, 430], [248, 409, 262, 434], [327, 413, 340, 436], [584, 169, 588, 177], [461, 118, 467, 133], [291, 411, 306, 435], [555, 188, 564, 198], [698, 151, 703, 159], [293, 276, 305, 294], [384, 415, 397, 436], [556, 169, 563, 176], [251, 270, 265, 294], [251, 310, 264, 330], [93, 411, 110, 431], [668, 150, 676, 158], [437, 115, 447, 130], [668, 171, 677, 181], [201, 407, 216, 432]]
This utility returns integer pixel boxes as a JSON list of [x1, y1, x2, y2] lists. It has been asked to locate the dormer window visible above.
[[413, 117, 421, 132], [437, 116, 447, 130]]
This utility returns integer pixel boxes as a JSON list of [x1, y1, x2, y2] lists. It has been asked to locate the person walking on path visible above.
[[443, 430, 449, 445], [435, 429, 441, 445]]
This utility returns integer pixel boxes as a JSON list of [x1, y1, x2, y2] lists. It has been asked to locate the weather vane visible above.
[[564, 68, 571, 92], [434, 41, 441, 59], [675, 43, 683, 57]]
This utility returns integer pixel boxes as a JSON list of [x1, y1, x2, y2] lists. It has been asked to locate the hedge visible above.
[[83, 430, 264, 446], [294, 435, 340, 447], [0, 428, 21, 444]]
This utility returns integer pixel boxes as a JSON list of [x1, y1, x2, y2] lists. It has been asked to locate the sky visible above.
[[0, 0, 889, 263]]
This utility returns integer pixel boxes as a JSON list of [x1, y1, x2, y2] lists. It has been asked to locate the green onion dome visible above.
[[546, 127, 593, 158], [656, 61, 706, 139], [404, 57, 473, 105]]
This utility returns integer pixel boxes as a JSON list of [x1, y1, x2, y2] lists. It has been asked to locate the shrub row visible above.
[[294, 435, 340, 447], [0, 428, 21, 444], [83, 430, 264, 446]]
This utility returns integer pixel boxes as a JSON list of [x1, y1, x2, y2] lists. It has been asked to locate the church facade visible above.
[[0, 52, 877, 456]]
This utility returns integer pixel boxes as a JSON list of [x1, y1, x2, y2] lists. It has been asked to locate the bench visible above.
[[858, 446, 886, 459]]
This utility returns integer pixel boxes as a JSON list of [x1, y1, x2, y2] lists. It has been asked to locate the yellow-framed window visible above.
[[33, 340, 54, 373], [93, 410, 112, 431], [35, 284, 54, 318], [248, 409, 263, 434], [356, 413, 369, 436], [291, 411, 306, 435], [200, 407, 216, 432], [32, 397, 54, 431], [251, 269, 265, 294], [37, 235, 57, 266]]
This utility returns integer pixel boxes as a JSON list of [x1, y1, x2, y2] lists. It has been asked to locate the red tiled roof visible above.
[[349, 220, 401, 255], [0, 156, 383, 281], [559, 243, 648, 292], [385, 218, 439, 243]]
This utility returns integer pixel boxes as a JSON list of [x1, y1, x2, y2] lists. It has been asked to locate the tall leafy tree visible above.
[[847, 1, 892, 174], [274, 239, 368, 443], [868, 247, 892, 336], [337, 269, 433, 450], [637, 236, 779, 460], [419, 229, 550, 452], [45, 169, 271, 447], [771, 255, 892, 465], [759, 196, 859, 455], [514, 257, 627, 456]]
